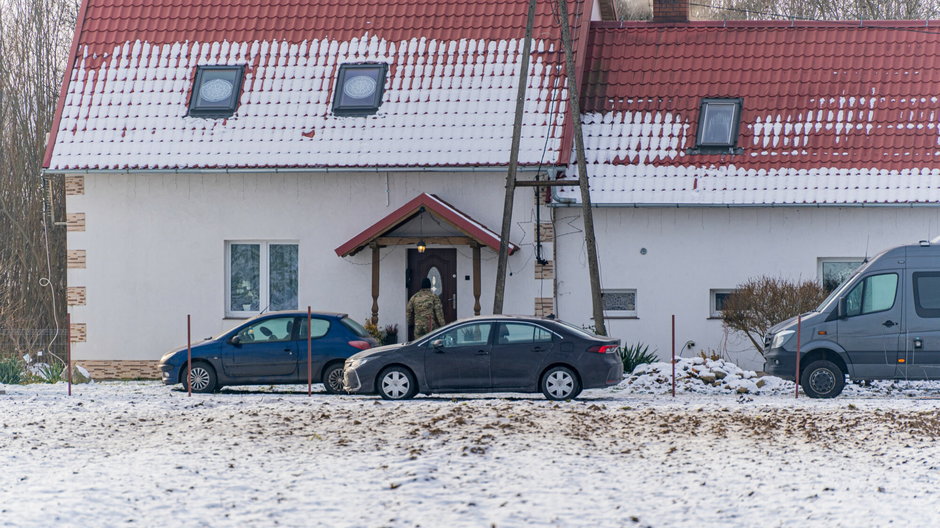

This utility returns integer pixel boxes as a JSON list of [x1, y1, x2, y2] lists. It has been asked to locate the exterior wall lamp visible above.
[[416, 206, 427, 253]]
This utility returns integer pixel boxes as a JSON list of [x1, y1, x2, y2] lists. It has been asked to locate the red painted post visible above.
[[187, 314, 192, 397], [66, 313, 72, 396], [671, 314, 676, 398], [307, 306, 313, 397], [795, 314, 802, 399]]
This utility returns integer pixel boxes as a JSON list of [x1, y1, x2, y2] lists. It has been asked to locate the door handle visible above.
[[283, 348, 293, 353], [883, 320, 897, 328], [476, 350, 488, 355], [533, 347, 544, 352]]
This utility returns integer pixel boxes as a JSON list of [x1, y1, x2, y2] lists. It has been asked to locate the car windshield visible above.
[[341, 317, 371, 338]]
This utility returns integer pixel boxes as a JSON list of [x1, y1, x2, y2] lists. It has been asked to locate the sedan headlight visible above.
[[770, 330, 795, 349], [346, 358, 370, 370]]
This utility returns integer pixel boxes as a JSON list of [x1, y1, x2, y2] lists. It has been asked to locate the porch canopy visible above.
[[335, 193, 518, 322]]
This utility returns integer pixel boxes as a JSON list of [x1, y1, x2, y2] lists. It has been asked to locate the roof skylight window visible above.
[[188, 65, 245, 118], [333, 64, 388, 116], [692, 98, 743, 153]]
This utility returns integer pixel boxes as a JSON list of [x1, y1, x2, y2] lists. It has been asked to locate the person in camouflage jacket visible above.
[[407, 278, 446, 338]]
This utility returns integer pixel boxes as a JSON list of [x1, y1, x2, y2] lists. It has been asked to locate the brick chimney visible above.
[[652, 0, 689, 22]]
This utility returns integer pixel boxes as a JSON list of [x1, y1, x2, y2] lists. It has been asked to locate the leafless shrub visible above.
[[721, 277, 827, 357]]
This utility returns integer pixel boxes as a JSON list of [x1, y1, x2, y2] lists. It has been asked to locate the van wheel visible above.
[[800, 360, 845, 398]]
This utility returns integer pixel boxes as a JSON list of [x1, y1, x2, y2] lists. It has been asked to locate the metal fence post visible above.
[[66, 313, 72, 396], [671, 314, 676, 398], [307, 306, 313, 397], [187, 314, 192, 397], [795, 314, 802, 399]]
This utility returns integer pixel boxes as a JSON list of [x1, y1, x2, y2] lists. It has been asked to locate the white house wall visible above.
[[554, 205, 940, 370], [66, 171, 545, 362]]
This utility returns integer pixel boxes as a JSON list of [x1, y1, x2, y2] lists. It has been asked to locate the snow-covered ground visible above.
[[4, 381, 940, 527]]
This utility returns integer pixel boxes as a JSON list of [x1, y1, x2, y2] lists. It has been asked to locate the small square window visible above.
[[693, 98, 743, 152], [818, 258, 864, 293], [710, 289, 735, 318], [333, 63, 388, 116], [189, 65, 245, 118], [602, 289, 637, 317]]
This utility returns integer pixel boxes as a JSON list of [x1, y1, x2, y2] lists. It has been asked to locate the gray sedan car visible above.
[[343, 315, 623, 400]]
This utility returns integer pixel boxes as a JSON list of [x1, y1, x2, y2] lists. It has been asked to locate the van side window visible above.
[[845, 273, 898, 317], [913, 272, 940, 318]]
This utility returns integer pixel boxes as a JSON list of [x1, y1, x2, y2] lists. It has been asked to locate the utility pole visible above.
[[493, 0, 538, 314], [557, 0, 607, 335]]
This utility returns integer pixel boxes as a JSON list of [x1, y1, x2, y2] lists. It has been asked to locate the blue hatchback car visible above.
[[158, 311, 378, 393]]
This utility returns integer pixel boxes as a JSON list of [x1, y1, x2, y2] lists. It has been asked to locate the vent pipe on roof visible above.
[[652, 0, 689, 22]]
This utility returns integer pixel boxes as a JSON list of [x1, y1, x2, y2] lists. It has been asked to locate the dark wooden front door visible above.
[[407, 248, 457, 339]]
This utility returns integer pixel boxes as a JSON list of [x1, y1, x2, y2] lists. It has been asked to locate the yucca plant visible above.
[[35, 361, 66, 383], [0, 356, 25, 384], [619, 343, 659, 374]]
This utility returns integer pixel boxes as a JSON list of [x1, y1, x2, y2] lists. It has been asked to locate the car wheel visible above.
[[323, 363, 346, 394], [377, 367, 417, 400], [800, 360, 845, 399], [541, 366, 581, 401], [183, 362, 217, 394]]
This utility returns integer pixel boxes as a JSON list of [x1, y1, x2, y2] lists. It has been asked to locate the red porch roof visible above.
[[335, 193, 519, 257]]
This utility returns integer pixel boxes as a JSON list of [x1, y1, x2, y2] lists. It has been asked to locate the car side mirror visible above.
[[230, 335, 241, 346], [431, 339, 443, 349], [837, 297, 847, 319]]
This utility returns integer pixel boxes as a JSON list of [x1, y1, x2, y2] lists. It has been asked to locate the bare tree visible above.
[[0, 0, 77, 358], [618, 0, 940, 20], [721, 277, 827, 357]]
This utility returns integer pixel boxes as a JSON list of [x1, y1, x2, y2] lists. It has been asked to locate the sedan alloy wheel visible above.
[[378, 367, 417, 400], [185, 363, 217, 393], [541, 366, 581, 401], [323, 364, 346, 394]]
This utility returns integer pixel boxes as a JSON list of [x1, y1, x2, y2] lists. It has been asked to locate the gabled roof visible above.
[[335, 193, 519, 257], [556, 21, 940, 205], [44, 0, 598, 171]]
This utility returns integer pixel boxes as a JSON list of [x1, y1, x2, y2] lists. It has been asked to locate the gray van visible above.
[[765, 240, 940, 398]]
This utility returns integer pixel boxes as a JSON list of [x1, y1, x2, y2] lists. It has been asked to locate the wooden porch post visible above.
[[472, 243, 482, 316], [371, 243, 380, 324]]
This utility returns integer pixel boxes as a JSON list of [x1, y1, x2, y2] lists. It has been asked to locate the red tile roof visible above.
[[44, 0, 596, 170], [554, 21, 940, 205]]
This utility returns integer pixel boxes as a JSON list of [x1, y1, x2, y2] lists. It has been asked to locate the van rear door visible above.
[[836, 271, 902, 379]]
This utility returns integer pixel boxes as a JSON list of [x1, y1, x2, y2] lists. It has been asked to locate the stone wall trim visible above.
[[67, 286, 86, 306], [67, 249, 86, 269], [75, 360, 160, 380]]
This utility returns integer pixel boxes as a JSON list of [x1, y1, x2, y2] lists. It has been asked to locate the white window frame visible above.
[[818, 257, 864, 293], [602, 289, 637, 318], [710, 289, 735, 318], [224, 240, 299, 318]]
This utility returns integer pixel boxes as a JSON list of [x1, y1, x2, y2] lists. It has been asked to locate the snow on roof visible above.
[[556, 21, 940, 205], [44, 0, 597, 171]]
